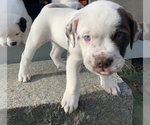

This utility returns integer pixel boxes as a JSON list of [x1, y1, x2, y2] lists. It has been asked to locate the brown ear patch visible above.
[[117, 7, 139, 50], [115, 7, 141, 57], [68, 24, 72, 34], [65, 13, 80, 48]]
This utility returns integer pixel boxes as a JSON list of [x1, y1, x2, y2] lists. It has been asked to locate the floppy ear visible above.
[[128, 13, 142, 49], [17, 17, 27, 33], [65, 14, 79, 48]]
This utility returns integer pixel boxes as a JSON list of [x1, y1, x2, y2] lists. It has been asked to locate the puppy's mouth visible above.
[[93, 67, 112, 75], [100, 69, 111, 75]]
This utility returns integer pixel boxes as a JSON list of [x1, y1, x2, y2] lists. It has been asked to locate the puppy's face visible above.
[[66, 1, 141, 75], [0, 14, 27, 47]]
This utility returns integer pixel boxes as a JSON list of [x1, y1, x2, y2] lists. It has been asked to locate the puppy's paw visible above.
[[61, 91, 79, 114], [18, 72, 31, 83], [57, 63, 66, 71], [102, 81, 120, 95]]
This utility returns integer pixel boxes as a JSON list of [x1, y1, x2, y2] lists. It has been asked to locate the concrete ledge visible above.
[[7, 60, 133, 125]]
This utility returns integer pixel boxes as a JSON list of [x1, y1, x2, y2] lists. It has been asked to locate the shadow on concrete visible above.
[[29, 68, 89, 83], [30, 71, 66, 83], [7, 87, 133, 125]]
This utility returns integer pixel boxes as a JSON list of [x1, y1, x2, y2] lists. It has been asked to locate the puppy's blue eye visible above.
[[84, 35, 91, 41], [115, 33, 123, 41]]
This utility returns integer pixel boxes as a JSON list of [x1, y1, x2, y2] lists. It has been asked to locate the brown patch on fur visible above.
[[77, 36, 80, 41], [65, 17, 79, 48], [65, 31, 70, 40], [112, 7, 139, 57], [65, 24, 73, 47], [67, 40, 70, 47], [72, 30, 75, 43], [68, 24, 72, 34], [92, 54, 95, 58], [67, 51, 70, 59]]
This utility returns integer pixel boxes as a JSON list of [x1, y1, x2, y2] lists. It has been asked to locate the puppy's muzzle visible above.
[[93, 55, 113, 75], [10, 42, 17, 46], [95, 57, 113, 69]]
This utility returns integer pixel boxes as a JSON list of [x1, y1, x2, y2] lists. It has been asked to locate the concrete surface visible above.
[[6, 60, 133, 125], [0, 64, 7, 125]]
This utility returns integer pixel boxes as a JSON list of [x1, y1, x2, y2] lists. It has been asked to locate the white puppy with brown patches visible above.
[[18, 1, 141, 114]]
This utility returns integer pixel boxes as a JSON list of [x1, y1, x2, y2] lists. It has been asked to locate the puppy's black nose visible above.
[[95, 58, 113, 68], [10, 42, 17, 46]]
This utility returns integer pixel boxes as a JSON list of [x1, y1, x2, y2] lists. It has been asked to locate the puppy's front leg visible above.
[[61, 54, 82, 114], [18, 37, 44, 82], [100, 75, 120, 95]]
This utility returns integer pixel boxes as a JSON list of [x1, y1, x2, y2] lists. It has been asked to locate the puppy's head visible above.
[[0, 14, 27, 47], [66, 1, 141, 75]]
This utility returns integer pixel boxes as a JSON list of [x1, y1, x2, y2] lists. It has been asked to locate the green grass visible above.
[[117, 59, 143, 78]]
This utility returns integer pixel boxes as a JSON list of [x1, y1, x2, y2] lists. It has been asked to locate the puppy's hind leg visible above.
[[50, 42, 66, 71]]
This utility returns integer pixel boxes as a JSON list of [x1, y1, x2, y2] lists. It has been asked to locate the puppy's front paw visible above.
[[102, 81, 120, 95], [61, 91, 79, 114], [18, 72, 31, 83]]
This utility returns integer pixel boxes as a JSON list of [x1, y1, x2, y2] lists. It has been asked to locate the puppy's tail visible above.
[[43, 3, 70, 9]]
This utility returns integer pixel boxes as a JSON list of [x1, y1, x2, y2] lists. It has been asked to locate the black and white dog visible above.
[[0, 0, 32, 47]]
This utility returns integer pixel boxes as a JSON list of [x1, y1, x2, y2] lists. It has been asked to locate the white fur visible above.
[[0, 0, 32, 47], [18, 1, 139, 114]]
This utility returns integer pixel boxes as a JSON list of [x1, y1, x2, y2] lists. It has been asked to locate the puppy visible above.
[[18, 1, 141, 114], [0, 0, 32, 47]]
